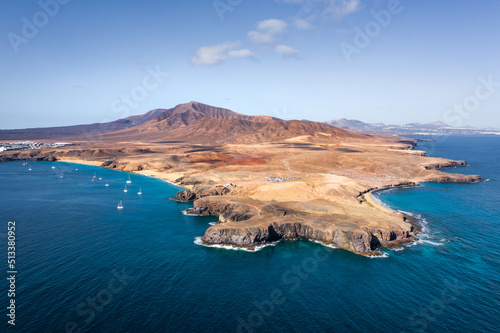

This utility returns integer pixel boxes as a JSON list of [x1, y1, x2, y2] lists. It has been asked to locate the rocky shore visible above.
[[172, 170, 482, 255]]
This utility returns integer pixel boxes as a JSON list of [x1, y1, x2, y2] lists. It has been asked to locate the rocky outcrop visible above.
[[425, 174, 482, 183], [170, 184, 232, 202], [424, 160, 467, 170], [171, 190, 198, 202], [0, 154, 57, 162], [184, 197, 256, 222], [201, 219, 383, 254], [191, 196, 414, 255], [357, 182, 417, 199]]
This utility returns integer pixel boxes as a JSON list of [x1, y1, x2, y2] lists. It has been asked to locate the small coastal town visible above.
[[265, 176, 301, 182], [0, 141, 71, 152]]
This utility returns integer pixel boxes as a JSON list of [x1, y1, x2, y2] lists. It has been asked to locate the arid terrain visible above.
[[0, 102, 482, 255]]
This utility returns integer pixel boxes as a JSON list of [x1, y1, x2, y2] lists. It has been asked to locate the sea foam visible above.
[[312, 239, 338, 249], [194, 237, 280, 252]]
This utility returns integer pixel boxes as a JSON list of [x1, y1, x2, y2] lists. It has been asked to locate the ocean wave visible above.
[[194, 237, 280, 252], [370, 194, 397, 212], [182, 210, 206, 216], [397, 209, 418, 217], [369, 252, 389, 259], [418, 239, 445, 246], [312, 240, 337, 249]]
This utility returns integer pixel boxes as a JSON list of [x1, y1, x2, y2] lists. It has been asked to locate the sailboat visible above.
[[105, 181, 110, 187], [92, 172, 96, 182], [117, 201, 123, 209], [126, 175, 132, 184], [124, 184, 128, 193], [138, 187, 143, 195], [52, 166, 56, 169], [28, 166, 32, 171], [60, 173, 64, 179]]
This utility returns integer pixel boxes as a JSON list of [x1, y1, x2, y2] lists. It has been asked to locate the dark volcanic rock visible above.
[[201, 220, 378, 254], [171, 190, 198, 202], [425, 160, 467, 170]]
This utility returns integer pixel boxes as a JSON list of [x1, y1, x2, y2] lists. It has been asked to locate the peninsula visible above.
[[0, 102, 482, 255]]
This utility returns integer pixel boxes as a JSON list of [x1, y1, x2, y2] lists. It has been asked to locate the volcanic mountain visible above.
[[0, 108, 167, 141], [101, 102, 369, 144], [1, 101, 369, 144]]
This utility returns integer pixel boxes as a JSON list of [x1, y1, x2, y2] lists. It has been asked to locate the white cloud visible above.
[[275, 44, 299, 58], [248, 31, 275, 44], [191, 41, 254, 66], [257, 19, 288, 34], [276, 0, 361, 20], [227, 49, 254, 58], [248, 19, 288, 44], [325, 0, 361, 19], [294, 18, 313, 30]]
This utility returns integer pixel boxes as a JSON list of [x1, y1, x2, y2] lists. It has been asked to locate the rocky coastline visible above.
[[0, 135, 484, 256], [171, 169, 481, 256]]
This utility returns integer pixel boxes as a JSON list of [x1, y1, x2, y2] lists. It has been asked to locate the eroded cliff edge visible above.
[[172, 164, 481, 255]]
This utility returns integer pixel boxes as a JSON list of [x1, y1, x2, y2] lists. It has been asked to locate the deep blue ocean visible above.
[[1, 135, 499, 333]]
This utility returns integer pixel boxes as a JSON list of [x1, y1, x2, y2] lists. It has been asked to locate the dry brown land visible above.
[[0, 102, 482, 255]]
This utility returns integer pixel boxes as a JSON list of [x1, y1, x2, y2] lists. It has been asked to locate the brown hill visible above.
[[152, 101, 275, 129], [101, 102, 368, 144], [0, 108, 167, 141]]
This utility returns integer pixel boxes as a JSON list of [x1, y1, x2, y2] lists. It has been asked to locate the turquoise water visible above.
[[1, 135, 499, 332]]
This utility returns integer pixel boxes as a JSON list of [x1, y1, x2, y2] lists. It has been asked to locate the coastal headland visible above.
[[0, 102, 482, 256]]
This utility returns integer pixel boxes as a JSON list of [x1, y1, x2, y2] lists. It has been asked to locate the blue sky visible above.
[[1, 0, 499, 129]]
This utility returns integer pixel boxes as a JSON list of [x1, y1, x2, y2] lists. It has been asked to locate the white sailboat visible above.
[[124, 184, 128, 193], [138, 187, 142, 195], [117, 201, 123, 209], [92, 172, 96, 182], [126, 175, 132, 184], [52, 166, 56, 169], [105, 181, 110, 187]]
